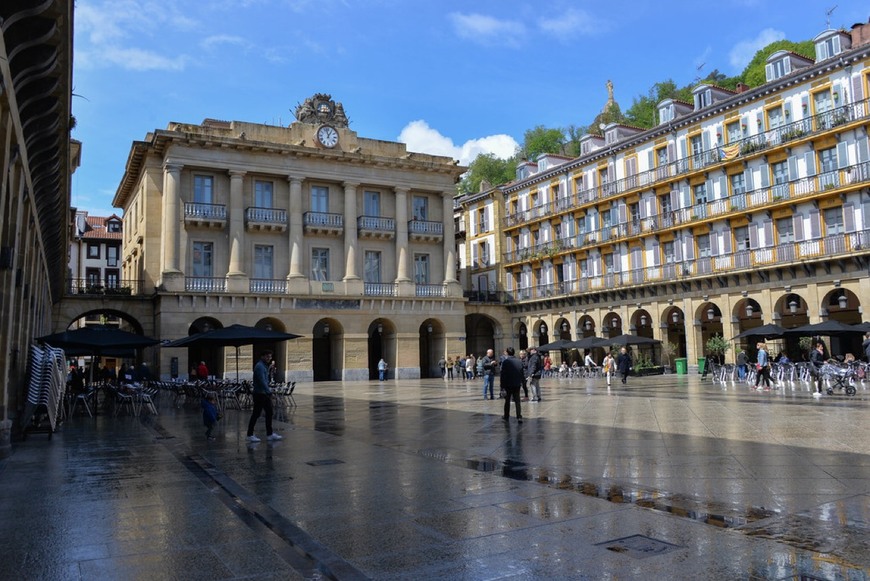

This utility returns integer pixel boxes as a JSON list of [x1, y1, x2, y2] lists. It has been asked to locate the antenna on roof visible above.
[[825, 5, 837, 28]]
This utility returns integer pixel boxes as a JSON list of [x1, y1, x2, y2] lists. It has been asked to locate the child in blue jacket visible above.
[[202, 394, 220, 440]]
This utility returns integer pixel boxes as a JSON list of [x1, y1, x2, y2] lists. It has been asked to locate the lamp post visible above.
[[707, 308, 715, 321]]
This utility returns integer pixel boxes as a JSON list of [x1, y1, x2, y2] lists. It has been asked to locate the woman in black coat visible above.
[[616, 347, 632, 384]]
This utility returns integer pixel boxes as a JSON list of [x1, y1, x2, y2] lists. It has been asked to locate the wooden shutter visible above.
[[678, 137, 686, 159], [722, 230, 732, 254], [749, 223, 759, 248], [805, 152, 817, 176], [717, 176, 727, 200], [852, 74, 865, 103], [763, 220, 773, 247], [702, 131, 711, 151], [667, 143, 675, 162], [837, 141, 849, 169], [674, 235, 683, 261], [857, 137, 870, 163], [844, 203, 856, 232], [652, 240, 661, 265], [787, 156, 798, 181], [783, 102, 793, 120], [808, 209, 821, 238], [759, 164, 770, 188], [765, 63, 774, 81], [684, 233, 695, 260], [794, 213, 804, 241], [744, 167, 754, 190]]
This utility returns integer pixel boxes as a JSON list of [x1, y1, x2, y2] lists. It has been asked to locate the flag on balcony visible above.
[[720, 144, 740, 160]]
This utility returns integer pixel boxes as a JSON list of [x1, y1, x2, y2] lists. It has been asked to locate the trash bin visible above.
[[697, 357, 707, 374], [675, 358, 687, 375]]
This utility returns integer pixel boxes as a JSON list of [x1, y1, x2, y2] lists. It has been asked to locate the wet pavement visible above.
[[1, 374, 869, 580]]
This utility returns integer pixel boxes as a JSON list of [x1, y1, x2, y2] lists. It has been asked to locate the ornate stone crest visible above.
[[294, 93, 349, 128]]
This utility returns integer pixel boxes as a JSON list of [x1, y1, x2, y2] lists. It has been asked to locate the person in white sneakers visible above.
[[810, 341, 826, 398], [246, 350, 282, 442]]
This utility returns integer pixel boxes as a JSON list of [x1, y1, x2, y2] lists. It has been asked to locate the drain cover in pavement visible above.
[[306, 459, 345, 466], [595, 534, 684, 559]]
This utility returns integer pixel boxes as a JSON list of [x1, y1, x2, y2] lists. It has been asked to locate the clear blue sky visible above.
[[71, 0, 869, 216]]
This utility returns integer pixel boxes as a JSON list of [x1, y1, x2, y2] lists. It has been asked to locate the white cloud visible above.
[[398, 120, 518, 165], [448, 12, 526, 48], [728, 28, 785, 71], [537, 8, 603, 41], [201, 34, 249, 51]]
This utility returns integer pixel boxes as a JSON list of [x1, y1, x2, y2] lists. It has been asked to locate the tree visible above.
[[624, 79, 689, 129], [459, 153, 516, 195], [518, 125, 566, 161]]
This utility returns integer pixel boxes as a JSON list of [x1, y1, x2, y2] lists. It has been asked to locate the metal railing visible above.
[[304, 212, 343, 228], [464, 290, 513, 303], [67, 278, 146, 296], [509, 228, 870, 302], [502, 98, 870, 226]]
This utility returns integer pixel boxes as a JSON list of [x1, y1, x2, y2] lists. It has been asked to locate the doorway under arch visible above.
[[313, 318, 342, 382]]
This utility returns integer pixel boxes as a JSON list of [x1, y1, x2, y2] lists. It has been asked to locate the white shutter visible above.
[[837, 142, 849, 169], [787, 156, 798, 181], [794, 213, 804, 241], [809, 209, 821, 238], [763, 220, 773, 247], [805, 152, 817, 176], [853, 74, 865, 103], [759, 164, 770, 188], [684, 233, 695, 260], [844, 203, 856, 233], [749, 223, 759, 248]]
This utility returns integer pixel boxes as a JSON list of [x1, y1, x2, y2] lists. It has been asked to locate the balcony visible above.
[[364, 282, 397, 296], [184, 202, 226, 229], [416, 283, 445, 297], [464, 290, 513, 304], [184, 277, 227, 292], [511, 228, 869, 303], [68, 278, 146, 296], [357, 216, 396, 240], [245, 207, 287, 232], [408, 219, 443, 243], [304, 212, 343, 236], [250, 278, 287, 294]]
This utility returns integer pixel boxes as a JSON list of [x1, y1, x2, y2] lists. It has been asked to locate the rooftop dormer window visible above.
[[107, 220, 121, 233], [814, 30, 850, 61], [694, 89, 711, 110], [658, 103, 674, 124]]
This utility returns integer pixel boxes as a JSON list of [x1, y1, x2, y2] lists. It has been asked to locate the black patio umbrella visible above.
[[535, 338, 576, 352], [163, 324, 301, 379], [732, 323, 787, 340], [783, 320, 860, 336], [565, 336, 610, 350], [37, 325, 160, 384], [602, 334, 662, 347], [851, 321, 870, 333]]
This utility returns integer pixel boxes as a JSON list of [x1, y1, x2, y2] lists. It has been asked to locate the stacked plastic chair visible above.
[[22, 345, 66, 438]]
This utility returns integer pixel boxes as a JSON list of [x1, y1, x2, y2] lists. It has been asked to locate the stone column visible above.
[[227, 170, 246, 276], [442, 192, 457, 282], [161, 162, 184, 291], [394, 187, 410, 282], [343, 181, 360, 281], [287, 175, 305, 281]]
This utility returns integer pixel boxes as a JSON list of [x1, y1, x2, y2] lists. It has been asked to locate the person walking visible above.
[[500, 347, 523, 423], [519, 350, 530, 401], [526, 346, 543, 401], [616, 347, 632, 384], [736, 349, 748, 381], [810, 341, 826, 397], [465, 354, 475, 380], [196, 360, 209, 381], [377, 358, 388, 381], [602, 350, 615, 387], [438, 356, 447, 379], [246, 350, 282, 442], [453, 356, 462, 380], [754, 342, 772, 390], [481, 349, 497, 399], [446, 356, 454, 380]]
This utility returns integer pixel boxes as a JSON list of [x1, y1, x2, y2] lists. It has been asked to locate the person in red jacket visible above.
[[196, 361, 209, 380]]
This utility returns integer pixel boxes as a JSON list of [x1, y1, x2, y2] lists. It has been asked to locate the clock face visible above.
[[317, 125, 339, 148]]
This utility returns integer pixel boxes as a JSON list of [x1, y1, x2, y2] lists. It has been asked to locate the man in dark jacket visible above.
[[616, 347, 632, 384], [500, 347, 523, 422], [481, 349, 497, 399], [526, 347, 543, 401]]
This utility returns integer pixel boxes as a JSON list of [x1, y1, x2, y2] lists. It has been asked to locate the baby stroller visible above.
[[819, 363, 857, 396]]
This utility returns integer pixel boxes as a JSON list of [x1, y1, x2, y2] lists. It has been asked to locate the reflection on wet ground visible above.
[[1, 374, 869, 579]]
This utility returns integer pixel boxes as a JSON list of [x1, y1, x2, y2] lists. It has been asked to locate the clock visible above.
[[316, 125, 339, 148]]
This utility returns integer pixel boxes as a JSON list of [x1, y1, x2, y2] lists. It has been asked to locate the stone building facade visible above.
[[113, 94, 466, 381]]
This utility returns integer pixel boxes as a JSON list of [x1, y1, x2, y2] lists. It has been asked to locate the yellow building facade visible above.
[[461, 26, 870, 369]]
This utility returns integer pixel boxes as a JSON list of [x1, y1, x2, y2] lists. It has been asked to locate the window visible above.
[[254, 245, 274, 279], [599, 168, 611, 194], [777, 217, 794, 243], [767, 107, 784, 129], [726, 121, 741, 143], [87, 243, 100, 259], [363, 191, 380, 216], [659, 194, 672, 214], [734, 226, 750, 251], [656, 147, 668, 167], [478, 241, 489, 266], [579, 259, 588, 278], [771, 59, 787, 80], [695, 89, 711, 109], [107, 220, 121, 233], [194, 175, 213, 203], [364, 251, 381, 283], [107, 245, 118, 267], [311, 185, 328, 213], [603, 253, 615, 274], [414, 254, 429, 284], [105, 270, 119, 289], [772, 161, 789, 197], [478, 208, 489, 232], [254, 181, 273, 208], [192, 242, 213, 277], [311, 248, 329, 281], [693, 183, 708, 205], [85, 268, 100, 286], [663, 241, 675, 263], [813, 89, 833, 114], [659, 104, 673, 123], [818, 147, 838, 173], [690, 135, 704, 165], [824, 207, 844, 235], [574, 176, 584, 195], [412, 196, 428, 221], [697, 234, 712, 258], [730, 173, 746, 196]]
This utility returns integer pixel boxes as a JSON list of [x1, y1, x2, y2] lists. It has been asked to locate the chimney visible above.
[[735, 83, 750, 93], [851, 18, 870, 48]]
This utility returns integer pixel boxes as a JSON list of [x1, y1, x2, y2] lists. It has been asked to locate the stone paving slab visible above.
[[1, 374, 868, 579]]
